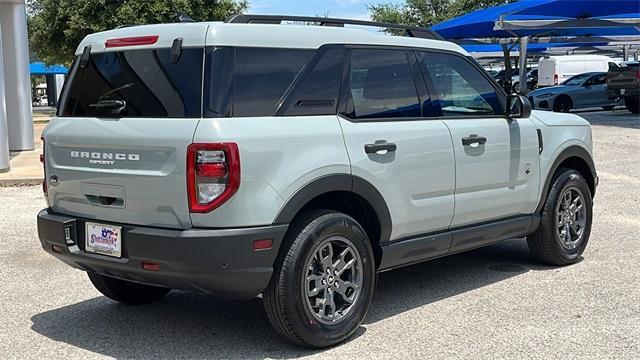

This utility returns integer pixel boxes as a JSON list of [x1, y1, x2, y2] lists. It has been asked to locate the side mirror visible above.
[[507, 94, 531, 119]]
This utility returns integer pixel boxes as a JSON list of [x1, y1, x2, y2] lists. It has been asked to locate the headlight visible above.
[[536, 93, 556, 98]]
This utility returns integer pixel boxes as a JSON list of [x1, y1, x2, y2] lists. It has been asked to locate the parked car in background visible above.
[[606, 61, 639, 114], [485, 68, 499, 77], [494, 68, 537, 93], [538, 55, 618, 87], [528, 72, 621, 112]]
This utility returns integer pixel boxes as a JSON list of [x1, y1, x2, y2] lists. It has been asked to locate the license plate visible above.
[[85, 222, 122, 258], [620, 89, 626, 95]]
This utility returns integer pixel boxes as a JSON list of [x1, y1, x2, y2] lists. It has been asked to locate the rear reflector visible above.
[[142, 262, 160, 271], [51, 245, 64, 254], [253, 239, 273, 251], [105, 35, 159, 48]]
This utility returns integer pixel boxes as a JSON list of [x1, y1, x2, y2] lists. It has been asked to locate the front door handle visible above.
[[364, 141, 397, 154], [461, 135, 487, 146]]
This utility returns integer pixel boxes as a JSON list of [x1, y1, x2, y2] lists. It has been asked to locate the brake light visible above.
[[40, 136, 47, 196], [105, 35, 159, 48], [187, 143, 240, 213], [554, 74, 559, 85]]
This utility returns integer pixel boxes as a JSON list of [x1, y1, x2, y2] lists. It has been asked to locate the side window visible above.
[[234, 47, 313, 117], [417, 51, 504, 116], [345, 49, 420, 119], [590, 73, 606, 85], [283, 48, 344, 116]]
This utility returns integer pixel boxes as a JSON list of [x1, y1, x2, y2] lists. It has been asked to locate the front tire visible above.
[[87, 272, 171, 305], [553, 96, 572, 113], [264, 210, 375, 348], [527, 169, 593, 265]]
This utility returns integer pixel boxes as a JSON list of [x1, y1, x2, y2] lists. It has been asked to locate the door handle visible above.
[[364, 141, 397, 154], [461, 135, 487, 146]]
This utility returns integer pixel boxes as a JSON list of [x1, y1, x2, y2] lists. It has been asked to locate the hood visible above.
[[531, 110, 590, 127], [529, 85, 569, 97]]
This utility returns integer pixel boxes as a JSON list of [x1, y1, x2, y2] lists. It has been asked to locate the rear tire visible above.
[[88, 272, 171, 305], [553, 96, 572, 113], [527, 169, 592, 266], [624, 95, 639, 114], [264, 210, 375, 348]]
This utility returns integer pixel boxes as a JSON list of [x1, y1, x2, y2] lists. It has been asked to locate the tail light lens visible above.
[[187, 143, 240, 213], [554, 74, 558, 85]]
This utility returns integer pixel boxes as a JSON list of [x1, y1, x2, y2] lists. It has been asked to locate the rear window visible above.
[[58, 48, 203, 118]]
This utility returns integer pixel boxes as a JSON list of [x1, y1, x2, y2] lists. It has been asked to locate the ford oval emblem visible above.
[[50, 175, 59, 186]]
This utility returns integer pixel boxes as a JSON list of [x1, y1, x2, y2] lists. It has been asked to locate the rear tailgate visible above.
[[44, 117, 198, 229], [607, 65, 639, 90], [45, 27, 206, 229]]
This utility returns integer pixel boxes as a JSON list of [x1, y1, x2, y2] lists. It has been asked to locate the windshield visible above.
[[563, 73, 591, 86], [58, 48, 203, 118]]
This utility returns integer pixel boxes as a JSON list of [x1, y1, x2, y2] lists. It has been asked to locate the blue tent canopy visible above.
[[29, 62, 68, 75], [462, 41, 608, 54], [432, 0, 640, 40]]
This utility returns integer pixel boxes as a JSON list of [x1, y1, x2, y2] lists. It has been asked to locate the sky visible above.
[[248, 0, 404, 21]]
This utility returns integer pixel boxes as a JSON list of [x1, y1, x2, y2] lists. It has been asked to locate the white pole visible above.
[[0, 0, 34, 151], [0, 21, 9, 172], [54, 73, 65, 105], [518, 36, 529, 95]]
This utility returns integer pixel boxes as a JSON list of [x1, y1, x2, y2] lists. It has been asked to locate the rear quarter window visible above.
[[58, 48, 203, 118]]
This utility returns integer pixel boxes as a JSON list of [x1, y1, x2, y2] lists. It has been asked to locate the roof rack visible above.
[[225, 14, 444, 41]]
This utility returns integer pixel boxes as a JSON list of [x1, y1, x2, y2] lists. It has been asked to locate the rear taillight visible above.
[[187, 143, 240, 213], [554, 74, 559, 85], [40, 136, 47, 196]]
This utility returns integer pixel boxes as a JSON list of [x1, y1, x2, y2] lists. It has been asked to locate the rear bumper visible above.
[[37, 209, 287, 300]]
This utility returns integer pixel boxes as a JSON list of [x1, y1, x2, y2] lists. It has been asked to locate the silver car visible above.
[[528, 72, 621, 112]]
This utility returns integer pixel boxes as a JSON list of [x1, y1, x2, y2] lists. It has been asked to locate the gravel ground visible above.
[[0, 110, 638, 359]]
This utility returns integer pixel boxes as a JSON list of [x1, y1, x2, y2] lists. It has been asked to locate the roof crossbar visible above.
[[225, 14, 445, 41]]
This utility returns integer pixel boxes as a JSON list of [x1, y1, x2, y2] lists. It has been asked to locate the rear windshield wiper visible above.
[[98, 82, 134, 101], [89, 99, 126, 114]]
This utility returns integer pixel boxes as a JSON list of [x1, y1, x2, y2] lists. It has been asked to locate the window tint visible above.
[[589, 73, 606, 85], [283, 48, 344, 116], [59, 48, 202, 118], [418, 52, 504, 116], [234, 47, 312, 117], [345, 49, 420, 119]]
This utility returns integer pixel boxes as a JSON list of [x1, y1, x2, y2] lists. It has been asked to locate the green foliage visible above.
[[369, 0, 515, 28], [27, 0, 248, 65]]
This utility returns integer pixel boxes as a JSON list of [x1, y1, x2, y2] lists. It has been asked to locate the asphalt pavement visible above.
[[0, 109, 638, 359]]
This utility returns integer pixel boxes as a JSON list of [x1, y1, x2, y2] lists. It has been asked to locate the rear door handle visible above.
[[461, 135, 487, 146], [364, 141, 397, 154]]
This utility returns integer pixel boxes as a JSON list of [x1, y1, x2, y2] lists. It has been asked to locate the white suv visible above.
[[37, 15, 597, 348]]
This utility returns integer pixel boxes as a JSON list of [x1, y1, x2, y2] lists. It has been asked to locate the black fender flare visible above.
[[273, 174, 393, 243], [536, 145, 596, 213]]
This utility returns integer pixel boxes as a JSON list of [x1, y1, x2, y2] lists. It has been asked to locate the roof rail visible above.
[[225, 14, 444, 41]]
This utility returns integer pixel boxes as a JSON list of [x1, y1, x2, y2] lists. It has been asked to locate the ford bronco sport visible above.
[[38, 15, 597, 348]]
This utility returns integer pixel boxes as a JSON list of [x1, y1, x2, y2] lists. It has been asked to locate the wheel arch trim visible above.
[[273, 174, 393, 243], [536, 145, 596, 213]]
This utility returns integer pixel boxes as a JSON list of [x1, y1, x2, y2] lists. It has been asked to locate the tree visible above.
[[369, 0, 515, 28], [28, 0, 248, 65]]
